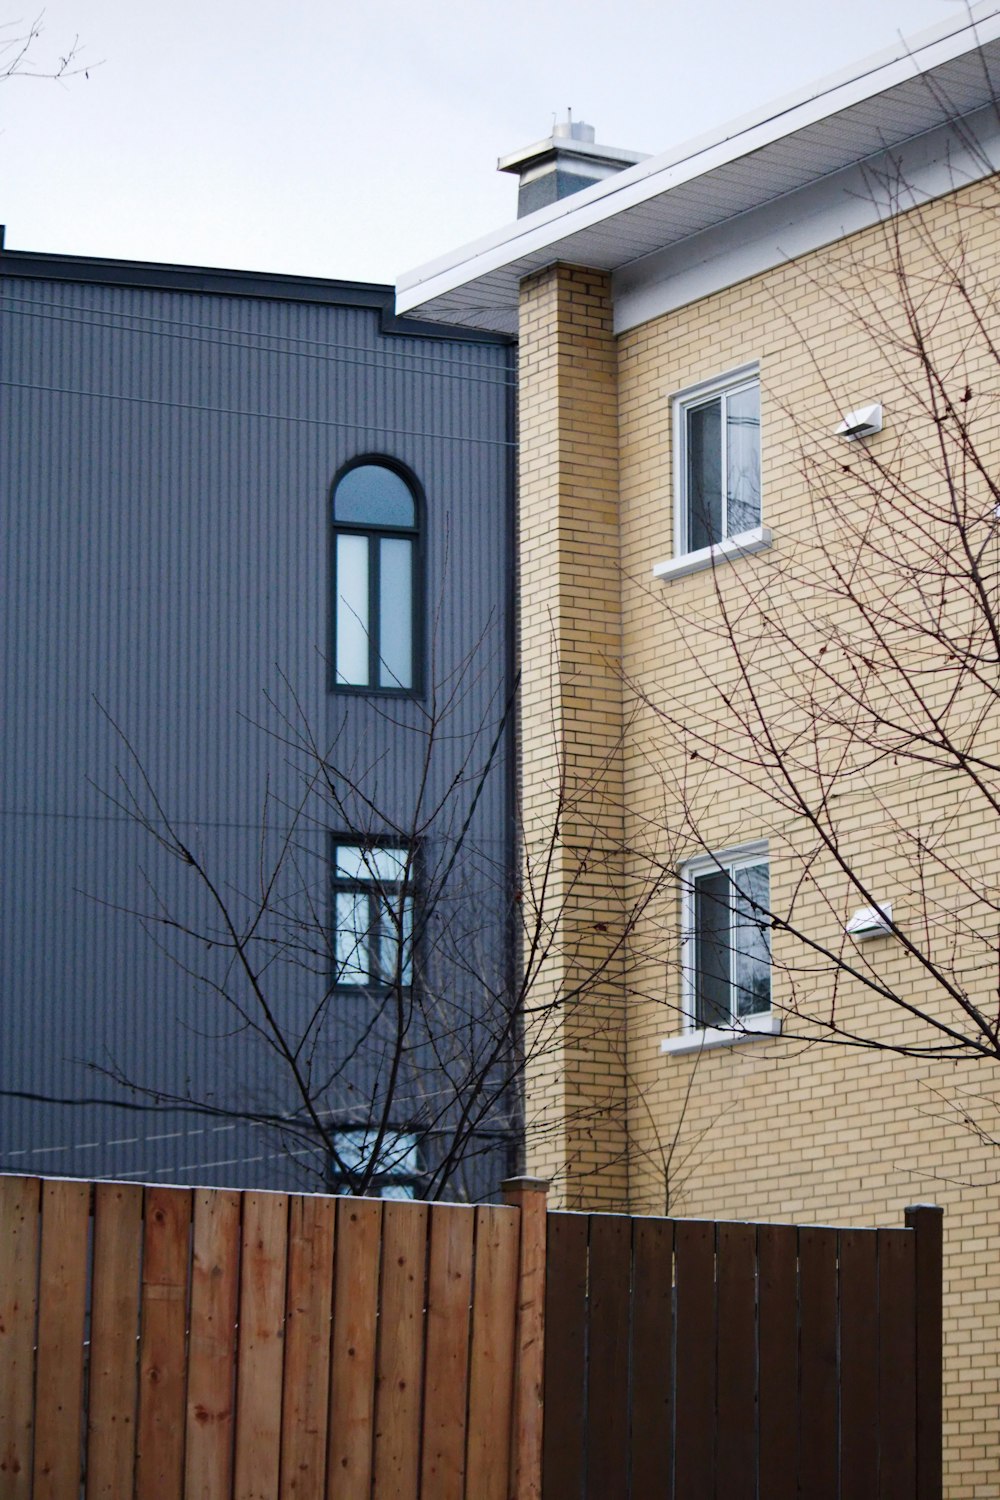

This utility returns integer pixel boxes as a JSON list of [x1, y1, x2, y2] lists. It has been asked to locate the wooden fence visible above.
[[542, 1205, 943, 1500], [0, 1174, 545, 1500], [0, 1176, 940, 1500]]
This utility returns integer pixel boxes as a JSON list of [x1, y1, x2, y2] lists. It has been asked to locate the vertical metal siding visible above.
[[0, 275, 515, 1192]]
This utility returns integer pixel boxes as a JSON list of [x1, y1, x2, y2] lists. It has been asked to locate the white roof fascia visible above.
[[396, 4, 1000, 320], [614, 102, 1000, 334]]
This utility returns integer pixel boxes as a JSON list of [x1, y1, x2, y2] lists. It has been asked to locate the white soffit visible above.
[[395, 5, 1000, 336]]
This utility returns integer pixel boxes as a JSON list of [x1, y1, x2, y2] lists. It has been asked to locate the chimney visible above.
[[498, 112, 648, 218]]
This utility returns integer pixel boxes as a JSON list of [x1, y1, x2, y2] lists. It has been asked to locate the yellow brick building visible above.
[[400, 12, 1000, 1493]]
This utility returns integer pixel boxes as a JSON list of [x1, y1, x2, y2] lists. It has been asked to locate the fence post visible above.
[[502, 1176, 549, 1500], [905, 1203, 943, 1500]]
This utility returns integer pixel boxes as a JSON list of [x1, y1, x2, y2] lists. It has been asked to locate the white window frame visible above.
[[661, 841, 780, 1056], [655, 364, 769, 582]]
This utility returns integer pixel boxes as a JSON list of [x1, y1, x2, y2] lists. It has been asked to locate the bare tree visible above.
[[1, 13, 93, 83], [96, 629, 676, 1202]]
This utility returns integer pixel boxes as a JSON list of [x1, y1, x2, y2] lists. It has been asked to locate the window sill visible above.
[[652, 526, 772, 582], [660, 1013, 782, 1056]]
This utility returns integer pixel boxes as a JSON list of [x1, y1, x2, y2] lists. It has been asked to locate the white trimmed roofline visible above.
[[396, 4, 1000, 334]]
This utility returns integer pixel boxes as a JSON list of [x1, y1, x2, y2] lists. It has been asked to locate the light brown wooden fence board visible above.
[[327, 1197, 381, 1500], [185, 1188, 241, 1500], [86, 1181, 143, 1500], [464, 1205, 519, 1500], [136, 1186, 192, 1500], [32, 1177, 90, 1500], [232, 1191, 288, 1500], [279, 1194, 336, 1500], [419, 1205, 473, 1500], [0, 1176, 40, 1499], [372, 1201, 428, 1500]]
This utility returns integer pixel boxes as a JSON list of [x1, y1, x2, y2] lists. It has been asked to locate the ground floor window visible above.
[[328, 1128, 422, 1198]]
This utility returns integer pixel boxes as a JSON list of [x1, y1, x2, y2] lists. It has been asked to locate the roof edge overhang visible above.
[[396, 3, 1000, 335], [0, 237, 513, 344]]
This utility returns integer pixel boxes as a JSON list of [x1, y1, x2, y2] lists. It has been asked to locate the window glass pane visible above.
[[387, 1132, 420, 1173], [334, 1130, 370, 1171], [334, 465, 416, 528], [726, 383, 761, 535], [378, 892, 413, 985], [686, 398, 723, 551], [732, 861, 771, 1017], [335, 533, 370, 685], [693, 869, 731, 1027], [335, 890, 371, 984], [334, 844, 368, 882], [335, 843, 408, 884], [378, 537, 414, 689], [380, 1184, 416, 1200]]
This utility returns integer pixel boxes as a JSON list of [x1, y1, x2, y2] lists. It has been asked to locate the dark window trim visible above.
[[329, 831, 419, 994], [328, 455, 425, 698]]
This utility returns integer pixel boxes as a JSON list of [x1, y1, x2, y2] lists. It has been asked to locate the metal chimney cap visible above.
[[553, 114, 596, 144]]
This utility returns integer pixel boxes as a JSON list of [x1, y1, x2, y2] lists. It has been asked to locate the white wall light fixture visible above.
[[845, 902, 894, 938], [835, 403, 883, 441]]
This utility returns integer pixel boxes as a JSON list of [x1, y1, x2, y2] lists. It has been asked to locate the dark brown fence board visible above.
[[420, 1204, 474, 1500], [327, 1198, 382, 1500], [798, 1226, 839, 1500], [233, 1191, 288, 1500], [541, 1212, 589, 1500], [905, 1205, 943, 1500], [465, 1205, 519, 1500], [86, 1182, 143, 1500], [136, 1185, 193, 1500], [185, 1188, 241, 1500], [372, 1200, 428, 1500], [716, 1221, 756, 1500], [629, 1217, 674, 1500], [839, 1229, 878, 1500], [757, 1223, 797, 1500], [877, 1228, 916, 1500], [0, 1176, 40, 1498], [279, 1193, 336, 1500], [32, 1177, 90, 1500], [585, 1215, 631, 1497], [673, 1219, 716, 1498]]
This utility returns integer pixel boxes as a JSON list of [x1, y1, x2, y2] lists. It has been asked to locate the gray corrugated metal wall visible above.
[[0, 271, 516, 1196]]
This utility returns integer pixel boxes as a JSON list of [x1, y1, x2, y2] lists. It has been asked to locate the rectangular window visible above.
[[681, 847, 770, 1030], [331, 840, 414, 988], [675, 371, 760, 555], [329, 1128, 422, 1198]]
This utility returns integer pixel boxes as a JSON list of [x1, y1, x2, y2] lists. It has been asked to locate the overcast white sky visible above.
[[0, 0, 977, 286]]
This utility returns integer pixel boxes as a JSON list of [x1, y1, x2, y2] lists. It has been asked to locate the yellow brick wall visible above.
[[517, 181, 1000, 1494]]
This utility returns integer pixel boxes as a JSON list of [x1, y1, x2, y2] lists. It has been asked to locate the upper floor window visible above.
[[332, 459, 420, 692], [332, 839, 414, 989], [675, 370, 760, 555], [680, 845, 770, 1030]]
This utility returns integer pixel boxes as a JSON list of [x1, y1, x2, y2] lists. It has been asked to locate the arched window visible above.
[[331, 459, 421, 692]]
